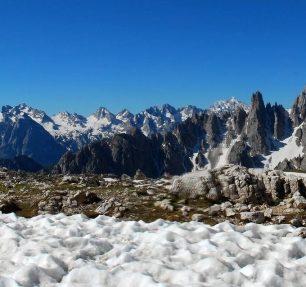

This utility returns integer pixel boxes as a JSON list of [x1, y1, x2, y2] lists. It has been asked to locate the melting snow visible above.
[[1, 213, 306, 286]]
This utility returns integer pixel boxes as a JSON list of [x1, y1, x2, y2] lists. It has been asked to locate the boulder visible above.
[[240, 211, 265, 224]]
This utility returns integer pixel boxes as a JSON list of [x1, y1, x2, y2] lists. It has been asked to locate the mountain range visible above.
[[1, 87, 306, 175], [0, 102, 206, 155]]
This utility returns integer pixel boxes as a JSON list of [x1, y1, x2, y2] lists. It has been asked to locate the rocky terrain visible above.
[[2, 165, 306, 226]]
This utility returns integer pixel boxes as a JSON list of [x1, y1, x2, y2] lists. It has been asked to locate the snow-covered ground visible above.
[[1, 214, 306, 286]]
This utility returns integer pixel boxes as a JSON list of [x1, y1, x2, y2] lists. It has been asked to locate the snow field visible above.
[[0, 213, 306, 286]]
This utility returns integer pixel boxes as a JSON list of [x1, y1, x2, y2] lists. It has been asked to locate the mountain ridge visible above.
[[54, 87, 306, 177], [0, 98, 247, 152], [2, 89, 306, 175]]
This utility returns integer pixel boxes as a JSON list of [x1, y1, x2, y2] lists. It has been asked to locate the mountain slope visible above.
[[0, 107, 66, 167]]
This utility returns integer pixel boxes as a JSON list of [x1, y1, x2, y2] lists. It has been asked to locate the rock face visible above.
[[247, 92, 269, 155], [54, 128, 192, 177], [227, 141, 260, 168], [267, 103, 292, 140], [233, 107, 248, 135], [291, 87, 306, 126]]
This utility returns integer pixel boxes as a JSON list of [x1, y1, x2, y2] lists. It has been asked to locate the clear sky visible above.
[[0, 0, 305, 115]]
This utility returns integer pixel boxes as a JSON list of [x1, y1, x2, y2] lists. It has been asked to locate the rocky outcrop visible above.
[[170, 165, 301, 205], [275, 156, 306, 172], [291, 87, 306, 126], [161, 132, 193, 175], [266, 103, 292, 140], [233, 106, 247, 135], [227, 141, 263, 168], [204, 113, 225, 148], [175, 115, 204, 155], [246, 92, 269, 155], [54, 141, 116, 174]]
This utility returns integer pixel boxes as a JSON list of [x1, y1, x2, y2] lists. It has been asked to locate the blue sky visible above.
[[0, 0, 305, 115]]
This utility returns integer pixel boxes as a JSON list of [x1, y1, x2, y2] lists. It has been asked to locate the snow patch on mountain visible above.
[[263, 125, 304, 169], [116, 109, 134, 123], [179, 105, 203, 121]]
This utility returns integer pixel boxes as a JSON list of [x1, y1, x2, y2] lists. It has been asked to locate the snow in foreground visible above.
[[0, 214, 306, 287]]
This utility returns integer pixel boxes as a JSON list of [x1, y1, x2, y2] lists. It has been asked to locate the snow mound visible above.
[[1, 213, 306, 286]]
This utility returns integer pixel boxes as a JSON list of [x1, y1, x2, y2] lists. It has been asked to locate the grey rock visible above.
[[221, 201, 232, 211], [181, 205, 191, 216], [209, 204, 222, 215], [228, 141, 257, 168], [96, 202, 113, 215], [264, 208, 273, 219], [0, 199, 21, 213], [292, 193, 306, 209], [191, 213, 205, 221], [290, 218, 303, 227], [206, 187, 221, 202], [225, 208, 235, 217], [240, 211, 265, 223], [154, 199, 174, 212], [272, 216, 286, 224]]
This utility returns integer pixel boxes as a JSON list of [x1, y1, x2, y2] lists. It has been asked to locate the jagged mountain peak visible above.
[[93, 107, 115, 120], [160, 103, 177, 112], [209, 97, 249, 114], [1, 103, 53, 124], [178, 105, 203, 121], [290, 86, 306, 126], [145, 104, 177, 115], [52, 111, 87, 126], [116, 108, 134, 117], [251, 91, 265, 107], [116, 109, 134, 124]]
